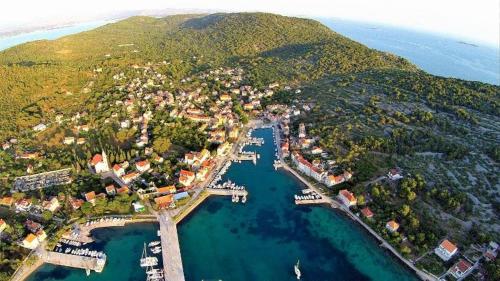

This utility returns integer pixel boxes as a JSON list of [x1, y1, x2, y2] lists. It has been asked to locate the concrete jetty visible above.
[[207, 188, 248, 197], [158, 211, 185, 281], [295, 197, 330, 205], [37, 248, 105, 273], [235, 152, 257, 164]]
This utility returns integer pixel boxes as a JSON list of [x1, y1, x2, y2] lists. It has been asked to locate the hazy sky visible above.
[[1, 0, 498, 46]]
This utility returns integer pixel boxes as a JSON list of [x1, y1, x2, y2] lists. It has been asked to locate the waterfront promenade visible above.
[[158, 211, 185, 281]]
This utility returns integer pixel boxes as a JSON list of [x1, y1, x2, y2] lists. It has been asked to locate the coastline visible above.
[[14, 120, 434, 281], [272, 123, 437, 281], [11, 217, 159, 281]]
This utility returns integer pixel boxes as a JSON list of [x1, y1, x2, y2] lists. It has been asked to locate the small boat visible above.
[[151, 246, 162, 254], [148, 241, 161, 247], [242, 195, 247, 203], [294, 260, 301, 280]]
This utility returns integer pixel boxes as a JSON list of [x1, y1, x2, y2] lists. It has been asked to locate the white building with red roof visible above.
[[0, 219, 7, 234], [113, 164, 125, 177], [434, 239, 458, 261], [90, 151, 109, 173], [291, 152, 325, 182], [135, 160, 151, 173], [338, 189, 357, 207], [179, 170, 195, 187], [360, 207, 374, 219], [122, 172, 139, 184], [449, 259, 473, 279], [386, 220, 400, 233]]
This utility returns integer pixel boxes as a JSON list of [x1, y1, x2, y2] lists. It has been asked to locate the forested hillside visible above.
[[0, 13, 415, 138]]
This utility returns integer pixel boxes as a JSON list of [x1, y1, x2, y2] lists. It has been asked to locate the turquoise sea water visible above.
[[27, 223, 159, 281], [28, 128, 418, 280]]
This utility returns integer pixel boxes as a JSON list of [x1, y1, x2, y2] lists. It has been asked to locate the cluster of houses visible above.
[[0, 216, 48, 249], [0, 194, 61, 215]]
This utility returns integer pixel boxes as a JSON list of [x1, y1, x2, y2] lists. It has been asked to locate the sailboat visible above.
[[294, 260, 301, 280], [140, 243, 158, 267]]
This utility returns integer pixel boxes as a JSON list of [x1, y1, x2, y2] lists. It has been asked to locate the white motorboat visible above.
[[148, 241, 161, 247], [294, 260, 301, 280]]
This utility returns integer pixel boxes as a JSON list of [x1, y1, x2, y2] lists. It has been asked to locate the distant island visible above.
[[457, 41, 479, 47], [0, 12, 498, 281]]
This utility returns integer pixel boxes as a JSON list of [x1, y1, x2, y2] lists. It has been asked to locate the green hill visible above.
[[0, 12, 496, 138]]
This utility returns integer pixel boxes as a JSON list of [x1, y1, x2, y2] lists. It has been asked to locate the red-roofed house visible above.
[[449, 259, 473, 279], [179, 170, 195, 187], [85, 191, 96, 205], [105, 185, 116, 196], [70, 197, 84, 210], [113, 164, 125, 177], [122, 172, 139, 184], [0, 219, 7, 234], [135, 160, 150, 173], [196, 167, 209, 182], [117, 186, 130, 194], [434, 239, 458, 261], [291, 152, 325, 182], [154, 195, 174, 209], [338, 189, 357, 207], [386, 220, 400, 233], [360, 207, 374, 219], [90, 151, 109, 173], [324, 171, 353, 187], [157, 186, 176, 195]]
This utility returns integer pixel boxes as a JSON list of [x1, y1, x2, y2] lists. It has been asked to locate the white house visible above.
[[291, 152, 325, 182], [386, 220, 400, 233], [112, 164, 125, 177], [388, 168, 403, 180], [338, 189, 357, 207], [434, 239, 458, 261], [135, 160, 150, 173], [33, 123, 47, 132], [449, 259, 473, 279], [90, 151, 109, 173]]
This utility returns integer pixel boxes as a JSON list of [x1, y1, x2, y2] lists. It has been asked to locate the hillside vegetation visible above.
[[0, 13, 415, 138]]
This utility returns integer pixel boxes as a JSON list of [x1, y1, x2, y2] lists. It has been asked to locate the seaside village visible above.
[[0, 61, 497, 281]]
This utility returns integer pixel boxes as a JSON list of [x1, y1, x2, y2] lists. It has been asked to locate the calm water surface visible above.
[[28, 128, 418, 280], [319, 18, 499, 85]]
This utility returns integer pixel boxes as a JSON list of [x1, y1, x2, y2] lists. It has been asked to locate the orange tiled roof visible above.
[[91, 154, 103, 165], [361, 207, 374, 218], [25, 233, 37, 243], [440, 239, 457, 253], [386, 220, 399, 231], [339, 189, 356, 203]]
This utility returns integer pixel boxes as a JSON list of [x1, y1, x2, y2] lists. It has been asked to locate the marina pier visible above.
[[234, 152, 258, 164], [207, 188, 248, 197], [158, 212, 185, 281], [37, 248, 106, 273]]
